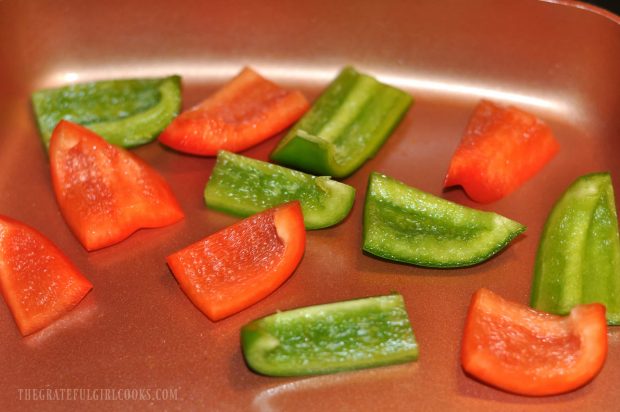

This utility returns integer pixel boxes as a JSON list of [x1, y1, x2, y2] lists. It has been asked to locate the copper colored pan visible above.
[[1, 0, 619, 410]]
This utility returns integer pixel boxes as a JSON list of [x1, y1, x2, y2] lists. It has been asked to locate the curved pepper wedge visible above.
[[32, 75, 181, 148], [0, 215, 93, 336], [363, 172, 525, 267], [50, 120, 184, 251], [167, 201, 305, 321], [242, 294, 418, 376], [462, 288, 607, 396], [204, 151, 355, 229], [531, 172, 620, 325], [270, 66, 412, 178], [159, 67, 309, 155], [444, 100, 559, 203]]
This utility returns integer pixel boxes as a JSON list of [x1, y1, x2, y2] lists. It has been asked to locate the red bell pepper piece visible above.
[[166, 201, 305, 321], [158, 67, 309, 155], [50, 120, 184, 251], [0, 215, 93, 336], [444, 100, 560, 203], [461, 288, 607, 396]]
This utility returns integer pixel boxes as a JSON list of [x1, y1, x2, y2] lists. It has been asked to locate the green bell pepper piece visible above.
[[270, 66, 412, 178], [241, 294, 418, 376], [531, 172, 620, 325], [363, 172, 525, 267], [204, 151, 355, 229], [32, 75, 181, 148]]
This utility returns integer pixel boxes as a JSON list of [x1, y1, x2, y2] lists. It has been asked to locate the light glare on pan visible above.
[[47, 63, 564, 115], [380, 74, 563, 113], [62, 72, 80, 83]]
